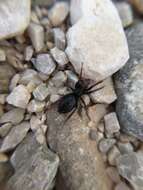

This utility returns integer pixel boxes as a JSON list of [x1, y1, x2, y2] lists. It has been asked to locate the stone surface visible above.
[[106, 167, 121, 184], [28, 23, 44, 52], [53, 28, 66, 50], [47, 104, 113, 190], [9, 74, 20, 91], [66, 0, 129, 82], [115, 22, 143, 141], [0, 94, 7, 105], [24, 46, 34, 61], [6, 85, 31, 109], [0, 64, 15, 93], [117, 152, 143, 190], [114, 182, 131, 190], [6, 133, 59, 190], [0, 108, 25, 125], [33, 54, 56, 75], [33, 83, 49, 101], [0, 122, 30, 152], [27, 99, 45, 113], [65, 70, 78, 88], [51, 71, 67, 87], [129, 0, 143, 14], [0, 162, 13, 185], [50, 47, 68, 67], [0, 0, 30, 40], [0, 123, 13, 138], [90, 78, 117, 104], [104, 112, 120, 137], [0, 49, 6, 61], [108, 146, 120, 166], [98, 138, 116, 153], [115, 2, 133, 28], [48, 2, 69, 26], [118, 142, 134, 154], [0, 153, 8, 163]]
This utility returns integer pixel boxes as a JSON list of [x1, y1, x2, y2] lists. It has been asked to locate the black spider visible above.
[[58, 63, 104, 122]]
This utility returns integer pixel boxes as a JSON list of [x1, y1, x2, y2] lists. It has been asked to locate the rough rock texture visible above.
[[47, 104, 112, 190], [0, 0, 31, 40], [6, 85, 31, 109], [6, 133, 59, 190], [66, 0, 129, 81], [117, 152, 143, 190], [0, 64, 15, 93], [115, 22, 143, 141], [0, 122, 30, 152]]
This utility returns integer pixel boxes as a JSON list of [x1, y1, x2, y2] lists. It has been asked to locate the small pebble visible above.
[[53, 28, 66, 50], [33, 54, 56, 75], [24, 46, 34, 61], [98, 138, 116, 153], [33, 83, 49, 101], [28, 22, 44, 52], [0, 49, 6, 62], [48, 2, 69, 26], [118, 142, 134, 154], [106, 167, 121, 184], [104, 112, 120, 137], [0, 94, 7, 105], [50, 47, 68, 67], [108, 146, 121, 166], [27, 99, 45, 113], [6, 85, 31, 109], [51, 71, 67, 87], [9, 74, 20, 91], [30, 115, 41, 131]]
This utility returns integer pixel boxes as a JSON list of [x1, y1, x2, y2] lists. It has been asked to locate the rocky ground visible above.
[[0, 0, 143, 190]]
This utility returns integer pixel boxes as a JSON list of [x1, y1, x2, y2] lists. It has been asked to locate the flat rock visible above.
[[66, 0, 129, 82], [33, 54, 56, 75], [0, 64, 15, 93], [6, 85, 31, 109], [115, 22, 143, 141], [0, 108, 25, 125], [46, 104, 113, 190], [0, 0, 30, 40], [0, 122, 30, 152], [6, 133, 59, 190], [116, 152, 143, 190]]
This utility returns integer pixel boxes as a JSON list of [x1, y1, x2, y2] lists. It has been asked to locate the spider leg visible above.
[[79, 62, 84, 80], [63, 107, 77, 125], [80, 97, 91, 120], [86, 80, 103, 91], [85, 86, 104, 94]]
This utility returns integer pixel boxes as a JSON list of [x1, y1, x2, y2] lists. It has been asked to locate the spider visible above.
[[57, 63, 104, 122]]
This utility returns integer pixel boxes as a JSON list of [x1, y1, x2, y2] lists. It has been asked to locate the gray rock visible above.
[[115, 22, 143, 141], [50, 47, 69, 67], [0, 64, 15, 93], [114, 182, 131, 190], [51, 71, 67, 87], [0, 108, 25, 125], [108, 146, 120, 166], [0, 162, 14, 185], [106, 167, 121, 184], [33, 83, 49, 101], [6, 134, 59, 190], [117, 152, 143, 190], [115, 2, 133, 28], [53, 28, 66, 50], [0, 94, 7, 105], [6, 85, 31, 109], [48, 2, 69, 26], [9, 74, 20, 91], [33, 54, 56, 75], [28, 23, 44, 52], [104, 112, 120, 137], [27, 99, 45, 113], [98, 138, 116, 153], [0, 49, 6, 62], [24, 46, 34, 61], [65, 70, 78, 88], [0, 0, 30, 40], [118, 142, 134, 154], [0, 123, 13, 138], [46, 104, 112, 190], [0, 122, 30, 152]]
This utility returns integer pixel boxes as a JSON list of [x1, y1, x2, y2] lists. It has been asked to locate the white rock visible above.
[[0, 49, 6, 62], [90, 78, 117, 104], [53, 28, 66, 50], [33, 54, 56, 75], [50, 47, 69, 67], [33, 83, 49, 101], [0, 0, 31, 40], [6, 85, 31, 109], [66, 0, 129, 81], [48, 2, 69, 26], [27, 99, 45, 113], [0, 122, 30, 152], [28, 22, 44, 52]]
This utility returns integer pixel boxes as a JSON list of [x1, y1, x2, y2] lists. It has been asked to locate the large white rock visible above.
[[0, 0, 31, 40], [66, 0, 129, 81]]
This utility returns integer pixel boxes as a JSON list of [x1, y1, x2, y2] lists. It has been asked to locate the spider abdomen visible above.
[[58, 93, 77, 113]]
